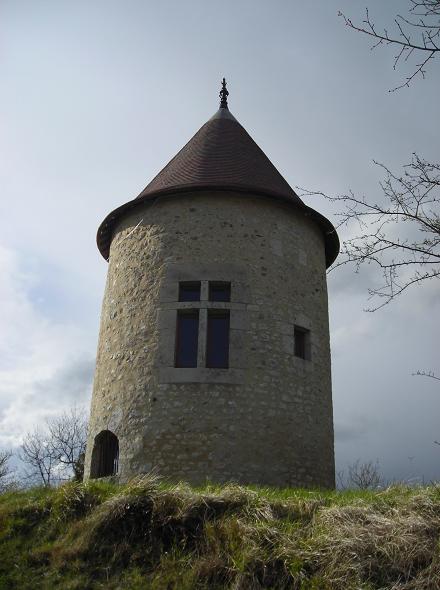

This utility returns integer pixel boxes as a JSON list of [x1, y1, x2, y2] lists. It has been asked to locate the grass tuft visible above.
[[0, 480, 439, 588]]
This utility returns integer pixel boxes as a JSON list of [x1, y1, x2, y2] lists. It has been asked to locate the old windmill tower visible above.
[[84, 80, 339, 488]]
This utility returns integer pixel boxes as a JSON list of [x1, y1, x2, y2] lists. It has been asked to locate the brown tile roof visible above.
[[97, 107, 339, 266], [137, 108, 303, 205]]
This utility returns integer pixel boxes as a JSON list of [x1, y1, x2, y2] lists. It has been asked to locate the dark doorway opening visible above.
[[90, 430, 119, 478]]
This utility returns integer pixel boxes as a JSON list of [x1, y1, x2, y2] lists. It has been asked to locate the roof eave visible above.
[[97, 185, 339, 267]]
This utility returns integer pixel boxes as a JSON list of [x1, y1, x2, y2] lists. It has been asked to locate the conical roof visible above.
[[136, 107, 304, 206], [97, 89, 339, 266]]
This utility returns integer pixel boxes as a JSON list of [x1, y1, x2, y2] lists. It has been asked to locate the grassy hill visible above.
[[0, 476, 439, 589]]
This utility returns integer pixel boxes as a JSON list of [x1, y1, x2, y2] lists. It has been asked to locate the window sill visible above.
[[158, 367, 245, 384]]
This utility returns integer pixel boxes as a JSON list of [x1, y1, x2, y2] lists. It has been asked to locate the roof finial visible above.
[[219, 77, 229, 109]]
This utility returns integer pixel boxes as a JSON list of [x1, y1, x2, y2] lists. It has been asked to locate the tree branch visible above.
[[339, 2, 440, 90], [298, 154, 440, 310]]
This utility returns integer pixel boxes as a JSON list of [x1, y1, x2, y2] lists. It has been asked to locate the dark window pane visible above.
[[206, 311, 230, 368], [294, 326, 310, 360], [179, 282, 201, 302], [175, 311, 199, 367], [209, 282, 231, 302]]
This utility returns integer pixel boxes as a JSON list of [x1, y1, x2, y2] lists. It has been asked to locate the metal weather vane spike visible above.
[[219, 77, 229, 109]]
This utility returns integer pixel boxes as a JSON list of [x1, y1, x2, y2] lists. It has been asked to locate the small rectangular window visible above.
[[209, 281, 231, 302], [175, 310, 199, 367], [206, 310, 230, 368], [294, 326, 310, 360], [179, 282, 201, 302]]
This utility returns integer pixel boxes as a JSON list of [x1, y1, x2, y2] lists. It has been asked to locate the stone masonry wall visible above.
[[84, 191, 335, 488]]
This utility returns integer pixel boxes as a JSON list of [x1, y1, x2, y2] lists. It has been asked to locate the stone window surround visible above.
[[157, 263, 249, 385], [290, 315, 314, 372], [293, 324, 312, 361], [156, 263, 315, 383], [174, 279, 232, 369]]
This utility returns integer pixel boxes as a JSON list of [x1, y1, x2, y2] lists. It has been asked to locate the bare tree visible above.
[[339, 1, 440, 90], [301, 154, 440, 310], [0, 450, 15, 493], [19, 406, 88, 486], [301, 4, 440, 310], [340, 459, 383, 490], [20, 429, 59, 487], [47, 406, 88, 481]]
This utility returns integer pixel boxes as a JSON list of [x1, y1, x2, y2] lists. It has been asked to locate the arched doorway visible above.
[[90, 430, 119, 478]]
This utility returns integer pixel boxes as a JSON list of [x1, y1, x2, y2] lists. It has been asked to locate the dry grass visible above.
[[303, 489, 440, 589], [0, 477, 439, 589]]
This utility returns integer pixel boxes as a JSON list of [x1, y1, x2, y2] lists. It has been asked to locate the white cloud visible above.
[[0, 245, 94, 448]]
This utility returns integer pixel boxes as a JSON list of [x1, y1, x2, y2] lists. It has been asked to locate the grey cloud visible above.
[[32, 356, 95, 406], [0, 356, 95, 449], [335, 421, 369, 443]]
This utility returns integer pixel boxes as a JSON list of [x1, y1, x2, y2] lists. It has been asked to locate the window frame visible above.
[[208, 281, 231, 302], [206, 309, 230, 369], [175, 309, 200, 368], [173, 280, 232, 369], [178, 281, 201, 302], [294, 325, 311, 360]]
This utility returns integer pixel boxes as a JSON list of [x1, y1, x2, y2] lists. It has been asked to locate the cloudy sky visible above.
[[1, 0, 439, 484]]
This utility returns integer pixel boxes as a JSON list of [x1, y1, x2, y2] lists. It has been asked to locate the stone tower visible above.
[[84, 81, 339, 488]]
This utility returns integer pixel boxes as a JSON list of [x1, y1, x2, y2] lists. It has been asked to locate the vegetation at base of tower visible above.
[[1, 475, 440, 589]]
